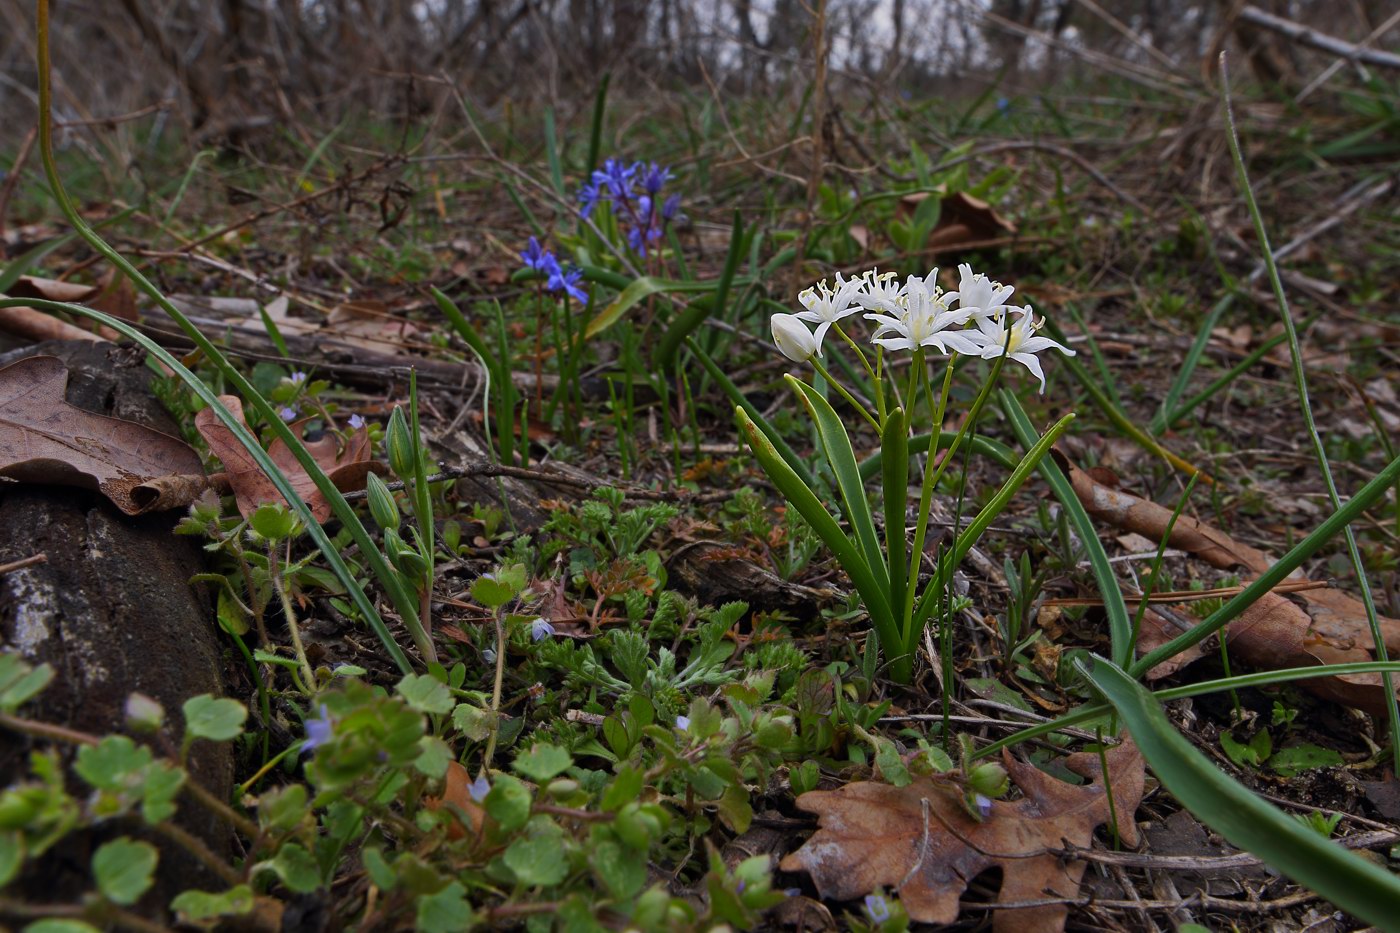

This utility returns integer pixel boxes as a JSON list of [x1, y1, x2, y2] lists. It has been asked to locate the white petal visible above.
[[1011, 352, 1047, 392]]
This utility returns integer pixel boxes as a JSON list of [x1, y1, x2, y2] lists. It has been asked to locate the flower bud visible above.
[[365, 472, 401, 532], [386, 406, 416, 479], [770, 313, 818, 362], [968, 761, 1009, 798], [125, 693, 165, 733]]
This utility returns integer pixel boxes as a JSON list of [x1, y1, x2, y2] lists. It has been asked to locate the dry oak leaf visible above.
[[195, 395, 378, 523], [781, 740, 1144, 933], [0, 355, 205, 514]]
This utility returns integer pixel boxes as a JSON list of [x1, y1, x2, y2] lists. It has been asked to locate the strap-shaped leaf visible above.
[[1002, 390, 1132, 666], [788, 376, 888, 594], [1083, 655, 1400, 932], [881, 408, 909, 632], [737, 409, 898, 656]]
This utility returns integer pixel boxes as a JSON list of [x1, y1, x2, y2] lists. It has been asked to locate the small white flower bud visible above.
[[770, 313, 819, 362]]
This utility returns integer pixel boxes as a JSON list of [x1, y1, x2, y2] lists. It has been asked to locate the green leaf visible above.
[[1270, 743, 1343, 777], [585, 276, 711, 340], [23, 922, 101, 933], [484, 774, 532, 832], [789, 377, 888, 593], [874, 738, 912, 787], [601, 765, 645, 812], [736, 408, 898, 665], [396, 674, 454, 716], [880, 409, 909, 633], [417, 881, 474, 933], [414, 736, 452, 779], [140, 763, 185, 824], [470, 566, 526, 609], [503, 819, 569, 886], [92, 838, 158, 905], [452, 703, 493, 742], [248, 502, 298, 541], [257, 784, 308, 833], [0, 831, 23, 887], [74, 736, 151, 790], [1220, 729, 1271, 768], [0, 654, 55, 712], [169, 885, 255, 922], [259, 843, 321, 894], [182, 695, 248, 742], [1082, 655, 1400, 931], [1002, 392, 1132, 665], [593, 838, 646, 899], [513, 743, 572, 782]]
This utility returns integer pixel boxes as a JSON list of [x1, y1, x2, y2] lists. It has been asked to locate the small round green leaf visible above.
[[93, 838, 158, 905], [183, 695, 247, 742]]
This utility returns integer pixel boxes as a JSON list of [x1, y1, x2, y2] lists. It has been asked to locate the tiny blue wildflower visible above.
[[348, 414, 366, 430], [735, 878, 746, 893], [483, 647, 497, 664], [974, 792, 993, 819], [578, 180, 604, 218], [521, 236, 559, 274], [675, 715, 691, 731], [661, 192, 683, 222], [530, 618, 556, 642], [289, 371, 307, 384], [468, 774, 491, 802], [864, 893, 892, 923], [278, 406, 298, 422], [641, 162, 672, 196], [996, 96, 1011, 114], [783, 888, 803, 897], [302, 704, 334, 754], [546, 264, 589, 303], [595, 158, 639, 202]]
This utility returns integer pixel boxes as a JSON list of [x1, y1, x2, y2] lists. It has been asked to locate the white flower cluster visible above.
[[770, 264, 1075, 392]]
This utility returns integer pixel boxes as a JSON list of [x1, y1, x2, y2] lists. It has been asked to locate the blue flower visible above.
[[675, 715, 691, 731], [594, 158, 639, 202], [641, 162, 672, 196], [348, 414, 366, 430], [521, 236, 560, 275], [578, 180, 604, 218], [289, 371, 307, 384], [546, 264, 589, 303], [483, 647, 497, 664], [278, 406, 299, 422], [468, 774, 491, 802], [530, 618, 556, 641], [661, 193, 683, 222], [863, 894, 891, 923], [302, 704, 334, 754]]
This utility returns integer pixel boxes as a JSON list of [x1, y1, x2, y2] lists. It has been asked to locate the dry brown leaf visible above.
[[195, 396, 378, 522], [0, 355, 205, 514], [424, 760, 486, 838], [780, 741, 1144, 932], [1065, 459, 1400, 715]]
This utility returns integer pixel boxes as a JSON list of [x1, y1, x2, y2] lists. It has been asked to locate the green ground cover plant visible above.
[[3, 2, 1400, 930]]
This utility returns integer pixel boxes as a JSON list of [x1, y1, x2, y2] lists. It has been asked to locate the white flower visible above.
[[857, 267, 903, 306], [771, 313, 819, 362], [794, 273, 864, 351], [969, 305, 1075, 393], [861, 274, 983, 356], [948, 263, 1015, 319]]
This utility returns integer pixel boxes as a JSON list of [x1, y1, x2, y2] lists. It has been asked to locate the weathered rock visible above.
[[0, 340, 232, 915]]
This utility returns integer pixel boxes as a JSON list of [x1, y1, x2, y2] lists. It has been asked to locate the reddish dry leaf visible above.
[[424, 760, 486, 838], [781, 741, 1144, 932], [0, 355, 205, 514], [195, 395, 378, 522], [1065, 459, 1400, 715]]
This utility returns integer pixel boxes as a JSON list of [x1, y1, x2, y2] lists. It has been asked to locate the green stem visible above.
[[810, 357, 879, 430]]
